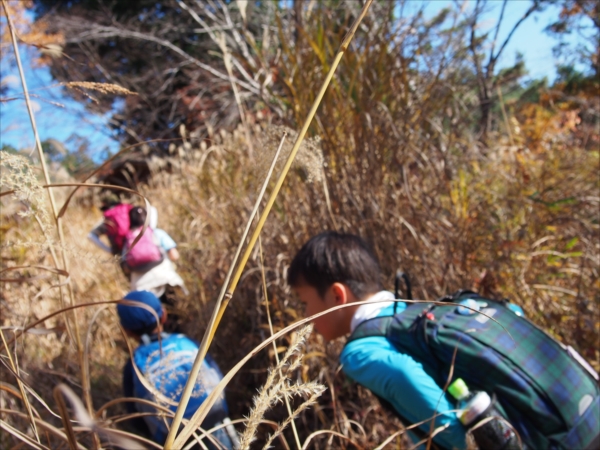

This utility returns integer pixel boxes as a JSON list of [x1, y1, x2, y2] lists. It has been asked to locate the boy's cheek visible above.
[[312, 317, 329, 338], [305, 301, 321, 319]]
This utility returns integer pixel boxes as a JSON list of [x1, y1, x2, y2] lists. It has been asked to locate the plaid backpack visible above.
[[348, 289, 600, 450]]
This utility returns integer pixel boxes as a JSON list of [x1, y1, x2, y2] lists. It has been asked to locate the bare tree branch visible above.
[[62, 20, 262, 96], [469, 0, 485, 101], [488, 0, 508, 69], [214, 0, 257, 69], [491, 0, 540, 67], [176, 0, 261, 97]]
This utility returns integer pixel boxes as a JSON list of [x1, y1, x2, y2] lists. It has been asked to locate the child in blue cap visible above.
[[118, 290, 239, 449]]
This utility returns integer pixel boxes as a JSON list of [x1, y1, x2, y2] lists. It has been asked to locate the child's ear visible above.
[[331, 282, 349, 305], [160, 308, 168, 324]]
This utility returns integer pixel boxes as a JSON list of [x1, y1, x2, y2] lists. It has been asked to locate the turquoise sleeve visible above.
[[341, 336, 467, 450], [153, 228, 177, 251]]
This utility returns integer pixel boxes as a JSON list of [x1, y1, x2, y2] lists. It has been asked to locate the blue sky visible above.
[[0, 1, 590, 162], [407, 0, 587, 81], [1, 53, 120, 160]]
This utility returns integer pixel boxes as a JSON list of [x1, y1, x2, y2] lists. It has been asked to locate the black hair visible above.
[[127, 322, 159, 337], [287, 231, 383, 299], [129, 206, 147, 229]]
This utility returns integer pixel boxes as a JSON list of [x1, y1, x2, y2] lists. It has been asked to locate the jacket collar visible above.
[[350, 291, 395, 333]]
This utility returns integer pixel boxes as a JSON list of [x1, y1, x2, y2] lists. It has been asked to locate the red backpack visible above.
[[103, 203, 133, 254], [123, 227, 164, 272]]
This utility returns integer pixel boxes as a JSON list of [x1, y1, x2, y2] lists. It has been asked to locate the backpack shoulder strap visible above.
[[349, 291, 493, 345], [348, 316, 394, 343], [348, 301, 430, 342]]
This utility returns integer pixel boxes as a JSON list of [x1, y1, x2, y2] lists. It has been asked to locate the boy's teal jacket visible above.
[[341, 298, 467, 450]]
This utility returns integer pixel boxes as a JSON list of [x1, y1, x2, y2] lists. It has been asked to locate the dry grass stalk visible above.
[[0, 418, 48, 450], [259, 237, 301, 449], [0, 328, 41, 443], [0, 408, 88, 449], [62, 81, 136, 96], [97, 404, 221, 450], [299, 430, 360, 450], [411, 424, 451, 450], [373, 411, 469, 450], [0, 372, 61, 421], [55, 383, 148, 449], [164, 2, 374, 445], [171, 299, 396, 448], [1, 299, 121, 352], [82, 304, 111, 424], [261, 387, 323, 450], [52, 384, 80, 449], [238, 325, 324, 450]]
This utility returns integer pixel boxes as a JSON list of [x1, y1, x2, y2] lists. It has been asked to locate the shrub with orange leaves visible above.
[[1, 0, 64, 65]]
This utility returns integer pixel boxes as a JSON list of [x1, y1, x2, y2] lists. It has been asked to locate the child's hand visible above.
[[167, 248, 180, 261]]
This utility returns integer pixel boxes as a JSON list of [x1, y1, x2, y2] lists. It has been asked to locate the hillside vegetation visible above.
[[1, 0, 599, 448]]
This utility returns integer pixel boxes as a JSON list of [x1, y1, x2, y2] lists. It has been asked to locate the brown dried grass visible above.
[[1, 116, 598, 448], [1, 1, 598, 447]]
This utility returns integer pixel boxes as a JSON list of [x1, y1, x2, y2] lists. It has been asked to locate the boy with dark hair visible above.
[[118, 290, 238, 449], [288, 232, 466, 448], [288, 231, 600, 450]]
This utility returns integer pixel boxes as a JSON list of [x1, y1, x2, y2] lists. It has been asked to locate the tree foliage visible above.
[[546, 0, 600, 76], [33, 0, 280, 147], [30, 0, 584, 149]]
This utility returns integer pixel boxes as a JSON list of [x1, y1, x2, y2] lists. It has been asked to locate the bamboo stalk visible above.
[[162, 133, 287, 449], [163, 1, 374, 447]]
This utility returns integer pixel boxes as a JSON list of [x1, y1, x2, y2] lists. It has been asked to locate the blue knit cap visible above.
[[118, 290, 164, 332]]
